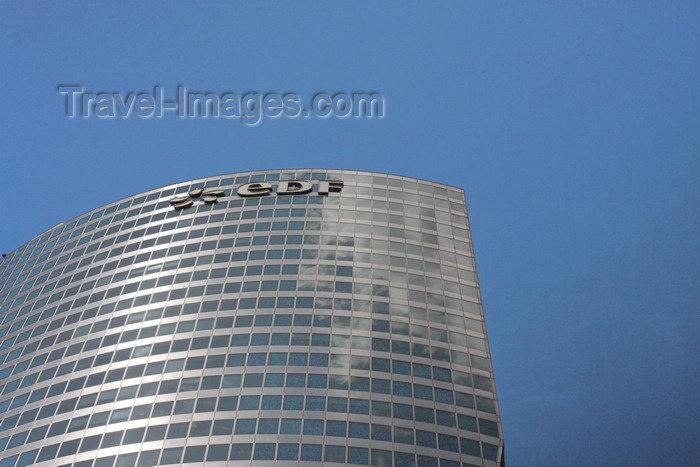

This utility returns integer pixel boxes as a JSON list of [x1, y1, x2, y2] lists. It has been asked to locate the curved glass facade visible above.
[[0, 170, 503, 466]]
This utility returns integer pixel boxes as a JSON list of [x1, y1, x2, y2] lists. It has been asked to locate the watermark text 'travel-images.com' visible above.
[[57, 85, 385, 126]]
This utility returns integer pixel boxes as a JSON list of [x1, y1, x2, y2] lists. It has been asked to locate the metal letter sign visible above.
[[276, 180, 313, 195], [236, 180, 343, 197], [236, 182, 273, 197], [172, 179, 344, 209]]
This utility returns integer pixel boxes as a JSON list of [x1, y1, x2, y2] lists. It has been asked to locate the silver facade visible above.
[[0, 170, 504, 467]]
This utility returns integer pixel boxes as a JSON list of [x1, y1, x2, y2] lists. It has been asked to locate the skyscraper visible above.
[[0, 170, 504, 466]]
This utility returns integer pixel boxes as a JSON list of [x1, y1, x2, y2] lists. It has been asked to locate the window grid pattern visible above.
[[0, 170, 503, 466]]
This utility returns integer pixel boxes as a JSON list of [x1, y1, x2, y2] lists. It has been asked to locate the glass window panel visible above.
[[301, 444, 322, 462], [257, 418, 279, 434], [280, 418, 301, 434], [277, 443, 299, 461], [261, 395, 282, 410], [371, 424, 391, 441], [212, 419, 234, 435], [239, 395, 259, 410], [416, 429, 437, 448], [254, 443, 275, 460], [230, 444, 252, 461]]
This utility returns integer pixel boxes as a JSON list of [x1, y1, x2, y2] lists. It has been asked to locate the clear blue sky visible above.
[[1, 2, 699, 465]]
